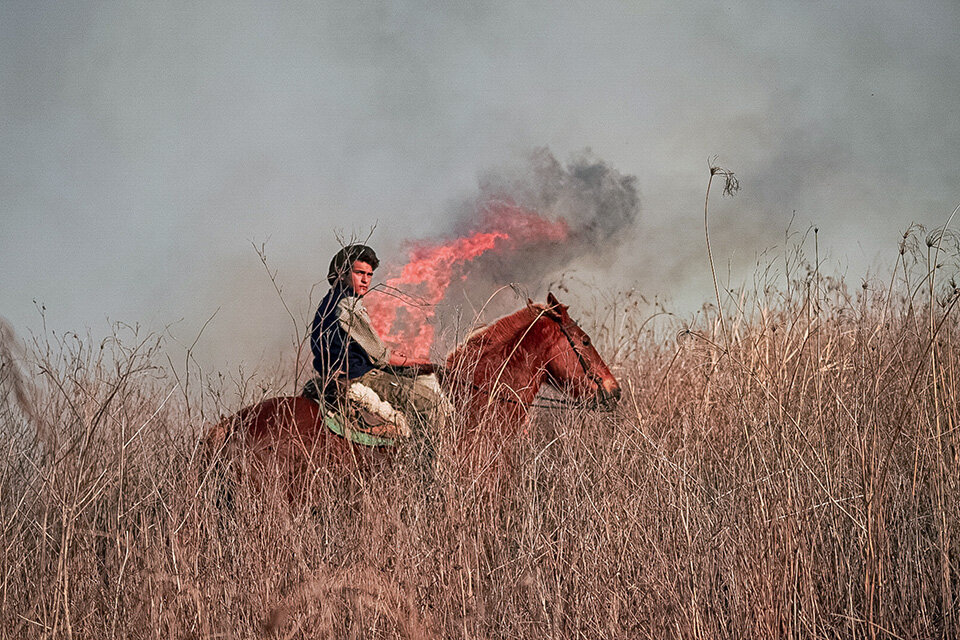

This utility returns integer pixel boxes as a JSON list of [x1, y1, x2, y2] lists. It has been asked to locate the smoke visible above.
[[439, 148, 640, 314], [470, 147, 638, 271], [365, 148, 641, 356], [4, 2, 960, 374]]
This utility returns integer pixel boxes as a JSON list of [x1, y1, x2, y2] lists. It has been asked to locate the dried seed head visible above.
[[708, 157, 740, 197]]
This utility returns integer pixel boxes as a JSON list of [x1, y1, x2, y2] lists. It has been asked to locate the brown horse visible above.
[[203, 293, 620, 482]]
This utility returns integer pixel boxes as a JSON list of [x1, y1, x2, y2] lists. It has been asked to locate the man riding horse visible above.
[[207, 249, 618, 480], [308, 244, 449, 437]]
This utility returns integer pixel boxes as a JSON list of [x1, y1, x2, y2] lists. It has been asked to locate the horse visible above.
[[444, 292, 620, 444], [202, 292, 620, 486]]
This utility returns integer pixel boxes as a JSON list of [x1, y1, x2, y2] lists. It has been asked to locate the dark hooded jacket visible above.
[[310, 284, 391, 380]]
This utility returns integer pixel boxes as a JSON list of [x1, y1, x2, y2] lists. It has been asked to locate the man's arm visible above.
[[337, 297, 438, 374], [386, 351, 436, 374], [336, 297, 391, 366]]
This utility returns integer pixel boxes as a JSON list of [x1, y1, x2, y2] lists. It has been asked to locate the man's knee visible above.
[[346, 381, 410, 437], [410, 374, 453, 418]]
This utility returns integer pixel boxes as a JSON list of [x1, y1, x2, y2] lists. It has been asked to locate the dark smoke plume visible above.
[[473, 147, 638, 258], [436, 148, 641, 324]]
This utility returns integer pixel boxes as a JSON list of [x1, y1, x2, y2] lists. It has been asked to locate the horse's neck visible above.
[[452, 307, 556, 403]]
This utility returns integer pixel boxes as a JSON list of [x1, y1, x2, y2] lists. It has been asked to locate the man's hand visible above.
[[387, 350, 441, 377], [393, 362, 438, 376], [410, 362, 438, 376]]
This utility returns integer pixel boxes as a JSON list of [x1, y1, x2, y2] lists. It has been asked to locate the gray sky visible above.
[[2, 1, 959, 373]]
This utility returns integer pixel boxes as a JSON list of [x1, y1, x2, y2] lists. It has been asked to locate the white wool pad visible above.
[[346, 382, 411, 436]]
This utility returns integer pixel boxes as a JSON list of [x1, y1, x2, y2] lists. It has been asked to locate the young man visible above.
[[310, 244, 448, 435]]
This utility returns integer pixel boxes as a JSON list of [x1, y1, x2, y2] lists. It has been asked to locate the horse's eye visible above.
[[582, 337, 591, 346]]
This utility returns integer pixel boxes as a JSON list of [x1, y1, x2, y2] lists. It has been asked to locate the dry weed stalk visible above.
[[1, 223, 960, 638]]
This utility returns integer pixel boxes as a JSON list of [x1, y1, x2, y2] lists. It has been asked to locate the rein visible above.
[[465, 380, 595, 410], [529, 394, 591, 410]]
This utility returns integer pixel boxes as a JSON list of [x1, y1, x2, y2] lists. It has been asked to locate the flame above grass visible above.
[[366, 201, 569, 359]]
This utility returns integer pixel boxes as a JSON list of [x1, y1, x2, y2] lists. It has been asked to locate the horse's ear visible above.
[[545, 292, 567, 317]]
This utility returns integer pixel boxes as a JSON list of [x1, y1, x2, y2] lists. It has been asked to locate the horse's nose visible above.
[[598, 380, 621, 409]]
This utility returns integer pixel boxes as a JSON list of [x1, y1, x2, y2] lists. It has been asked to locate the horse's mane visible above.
[[450, 304, 550, 366]]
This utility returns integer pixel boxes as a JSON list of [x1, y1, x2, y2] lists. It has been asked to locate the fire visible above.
[[366, 201, 569, 360]]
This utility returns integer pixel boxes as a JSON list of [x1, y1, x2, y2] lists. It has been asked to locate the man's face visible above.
[[347, 260, 374, 296]]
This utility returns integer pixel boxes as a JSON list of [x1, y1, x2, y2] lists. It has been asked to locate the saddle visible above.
[[301, 376, 405, 446]]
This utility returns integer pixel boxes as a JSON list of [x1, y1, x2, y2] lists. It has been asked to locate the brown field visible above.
[[2, 233, 959, 638]]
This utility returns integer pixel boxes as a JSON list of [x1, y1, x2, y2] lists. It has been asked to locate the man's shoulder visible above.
[[335, 292, 364, 311], [315, 287, 350, 327], [318, 286, 355, 309]]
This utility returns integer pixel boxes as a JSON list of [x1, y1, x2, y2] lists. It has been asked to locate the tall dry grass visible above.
[[2, 228, 960, 638]]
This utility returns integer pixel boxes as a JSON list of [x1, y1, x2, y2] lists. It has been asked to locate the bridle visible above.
[[459, 306, 613, 412], [544, 313, 606, 391], [483, 311, 610, 411]]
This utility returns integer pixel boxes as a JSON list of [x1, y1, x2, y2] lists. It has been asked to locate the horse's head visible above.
[[534, 292, 621, 411]]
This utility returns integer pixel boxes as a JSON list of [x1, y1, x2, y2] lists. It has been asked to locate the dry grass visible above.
[[2, 232, 960, 639]]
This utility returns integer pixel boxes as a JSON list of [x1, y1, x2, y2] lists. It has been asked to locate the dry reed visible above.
[[1, 227, 959, 638]]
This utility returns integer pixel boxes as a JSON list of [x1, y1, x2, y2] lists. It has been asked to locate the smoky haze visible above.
[[2, 1, 959, 375]]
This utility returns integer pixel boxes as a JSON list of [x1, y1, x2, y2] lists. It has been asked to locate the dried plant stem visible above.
[[2, 223, 960, 638], [704, 167, 726, 344]]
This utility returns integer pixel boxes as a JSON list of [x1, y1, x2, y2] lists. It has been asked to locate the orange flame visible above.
[[366, 201, 569, 360]]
